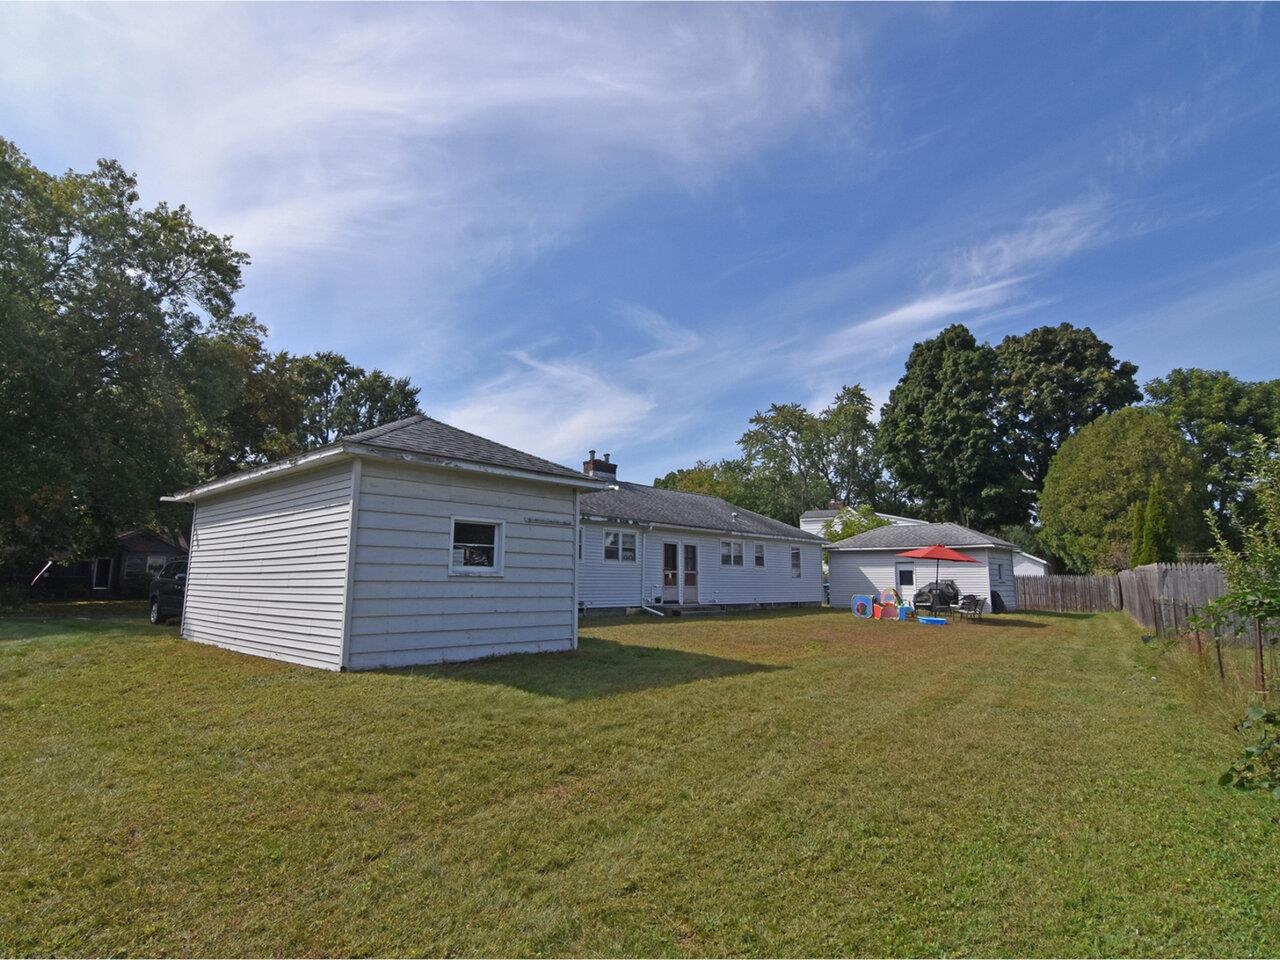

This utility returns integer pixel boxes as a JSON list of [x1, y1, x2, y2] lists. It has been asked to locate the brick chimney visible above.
[[582, 449, 618, 479]]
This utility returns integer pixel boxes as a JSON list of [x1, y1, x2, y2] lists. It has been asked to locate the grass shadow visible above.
[[396, 635, 781, 700]]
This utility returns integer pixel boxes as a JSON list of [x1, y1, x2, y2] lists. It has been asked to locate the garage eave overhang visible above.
[[163, 442, 610, 504]]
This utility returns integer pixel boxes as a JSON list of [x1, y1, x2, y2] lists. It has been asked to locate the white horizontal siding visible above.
[[346, 459, 577, 670], [692, 535, 824, 605], [1014, 552, 1048, 577], [577, 522, 646, 607], [578, 524, 822, 607], [829, 548, 996, 611], [182, 461, 353, 670], [988, 549, 1018, 611]]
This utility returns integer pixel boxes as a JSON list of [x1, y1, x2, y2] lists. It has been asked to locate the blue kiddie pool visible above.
[[918, 616, 947, 626]]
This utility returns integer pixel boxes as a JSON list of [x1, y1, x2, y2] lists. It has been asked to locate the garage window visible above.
[[450, 518, 504, 575], [790, 548, 802, 578], [755, 544, 765, 568]]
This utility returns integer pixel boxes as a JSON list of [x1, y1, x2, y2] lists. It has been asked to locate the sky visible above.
[[3, 3, 1278, 482]]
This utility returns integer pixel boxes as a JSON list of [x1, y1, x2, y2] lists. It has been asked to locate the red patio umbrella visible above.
[[897, 544, 980, 611]]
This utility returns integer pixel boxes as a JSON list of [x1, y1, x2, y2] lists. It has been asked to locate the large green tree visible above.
[[0, 139, 424, 569], [289, 352, 420, 449], [1145, 368, 1280, 542], [1039, 407, 1206, 572], [655, 385, 891, 525], [0, 138, 249, 564], [820, 385, 882, 508], [996, 323, 1140, 492], [877, 324, 1027, 529]]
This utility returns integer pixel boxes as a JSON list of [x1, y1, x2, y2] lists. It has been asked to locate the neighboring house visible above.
[[577, 453, 825, 612], [827, 522, 1019, 613], [30, 530, 186, 599], [1014, 551, 1050, 577], [798, 505, 926, 538], [165, 416, 608, 671]]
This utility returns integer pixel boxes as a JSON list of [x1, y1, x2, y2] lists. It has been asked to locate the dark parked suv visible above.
[[149, 560, 187, 625]]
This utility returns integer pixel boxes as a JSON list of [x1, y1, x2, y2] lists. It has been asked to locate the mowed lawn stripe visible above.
[[1, 608, 1276, 956]]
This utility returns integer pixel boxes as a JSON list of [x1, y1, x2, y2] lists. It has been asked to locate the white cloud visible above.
[[0, 4, 847, 279], [950, 196, 1109, 284]]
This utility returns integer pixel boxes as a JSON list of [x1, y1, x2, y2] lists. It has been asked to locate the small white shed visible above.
[[166, 416, 607, 670], [827, 522, 1020, 613]]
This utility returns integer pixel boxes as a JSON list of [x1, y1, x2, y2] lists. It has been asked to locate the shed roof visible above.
[[346, 415, 591, 481], [581, 482, 824, 542], [168, 415, 606, 502], [827, 521, 1016, 551]]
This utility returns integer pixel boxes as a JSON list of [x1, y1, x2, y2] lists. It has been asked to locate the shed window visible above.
[[754, 544, 765, 568], [790, 547, 802, 578], [721, 541, 743, 566], [451, 519, 503, 575], [604, 531, 636, 562]]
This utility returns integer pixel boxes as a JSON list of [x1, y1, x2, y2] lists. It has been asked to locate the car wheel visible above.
[[149, 599, 162, 625]]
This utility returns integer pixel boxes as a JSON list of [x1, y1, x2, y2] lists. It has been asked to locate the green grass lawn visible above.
[[2, 605, 1277, 957]]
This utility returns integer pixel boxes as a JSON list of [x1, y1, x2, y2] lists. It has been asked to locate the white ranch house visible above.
[[827, 521, 1020, 613], [798, 506, 926, 537], [167, 416, 608, 670], [576, 454, 825, 613]]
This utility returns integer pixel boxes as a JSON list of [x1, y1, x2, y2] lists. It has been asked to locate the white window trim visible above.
[[603, 528, 637, 563], [754, 543, 765, 569], [790, 547, 802, 578], [449, 515, 505, 577]]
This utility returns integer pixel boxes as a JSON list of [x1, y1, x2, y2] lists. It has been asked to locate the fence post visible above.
[[1214, 623, 1226, 682], [1189, 602, 1203, 660], [1256, 619, 1267, 694]]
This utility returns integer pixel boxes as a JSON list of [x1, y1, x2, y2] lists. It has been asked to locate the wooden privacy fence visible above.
[[1018, 563, 1277, 691], [1016, 563, 1226, 625], [1014, 574, 1120, 613]]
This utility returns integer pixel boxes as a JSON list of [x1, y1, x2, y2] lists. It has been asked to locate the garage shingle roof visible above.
[[347, 415, 593, 482], [580, 482, 824, 542], [827, 521, 1016, 551]]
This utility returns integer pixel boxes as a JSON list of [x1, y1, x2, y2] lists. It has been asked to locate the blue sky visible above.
[[3, 3, 1278, 482]]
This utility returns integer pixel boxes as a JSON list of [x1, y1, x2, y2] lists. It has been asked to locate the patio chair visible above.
[[953, 595, 985, 621]]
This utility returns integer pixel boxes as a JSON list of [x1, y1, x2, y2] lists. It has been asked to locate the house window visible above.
[[146, 554, 168, 576], [721, 541, 743, 566], [754, 544, 765, 568], [450, 519, 503, 575], [995, 562, 1004, 580], [790, 548, 802, 578], [603, 531, 636, 562]]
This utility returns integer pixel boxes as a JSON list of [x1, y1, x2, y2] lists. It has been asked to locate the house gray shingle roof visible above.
[[347, 415, 593, 482], [827, 521, 1017, 551], [581, 481, 824, 542], [799, 509, 840, 520]]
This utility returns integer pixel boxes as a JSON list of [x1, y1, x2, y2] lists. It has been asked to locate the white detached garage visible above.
[[166, 416, 607, 670], [826, 522, 1020, 614]]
